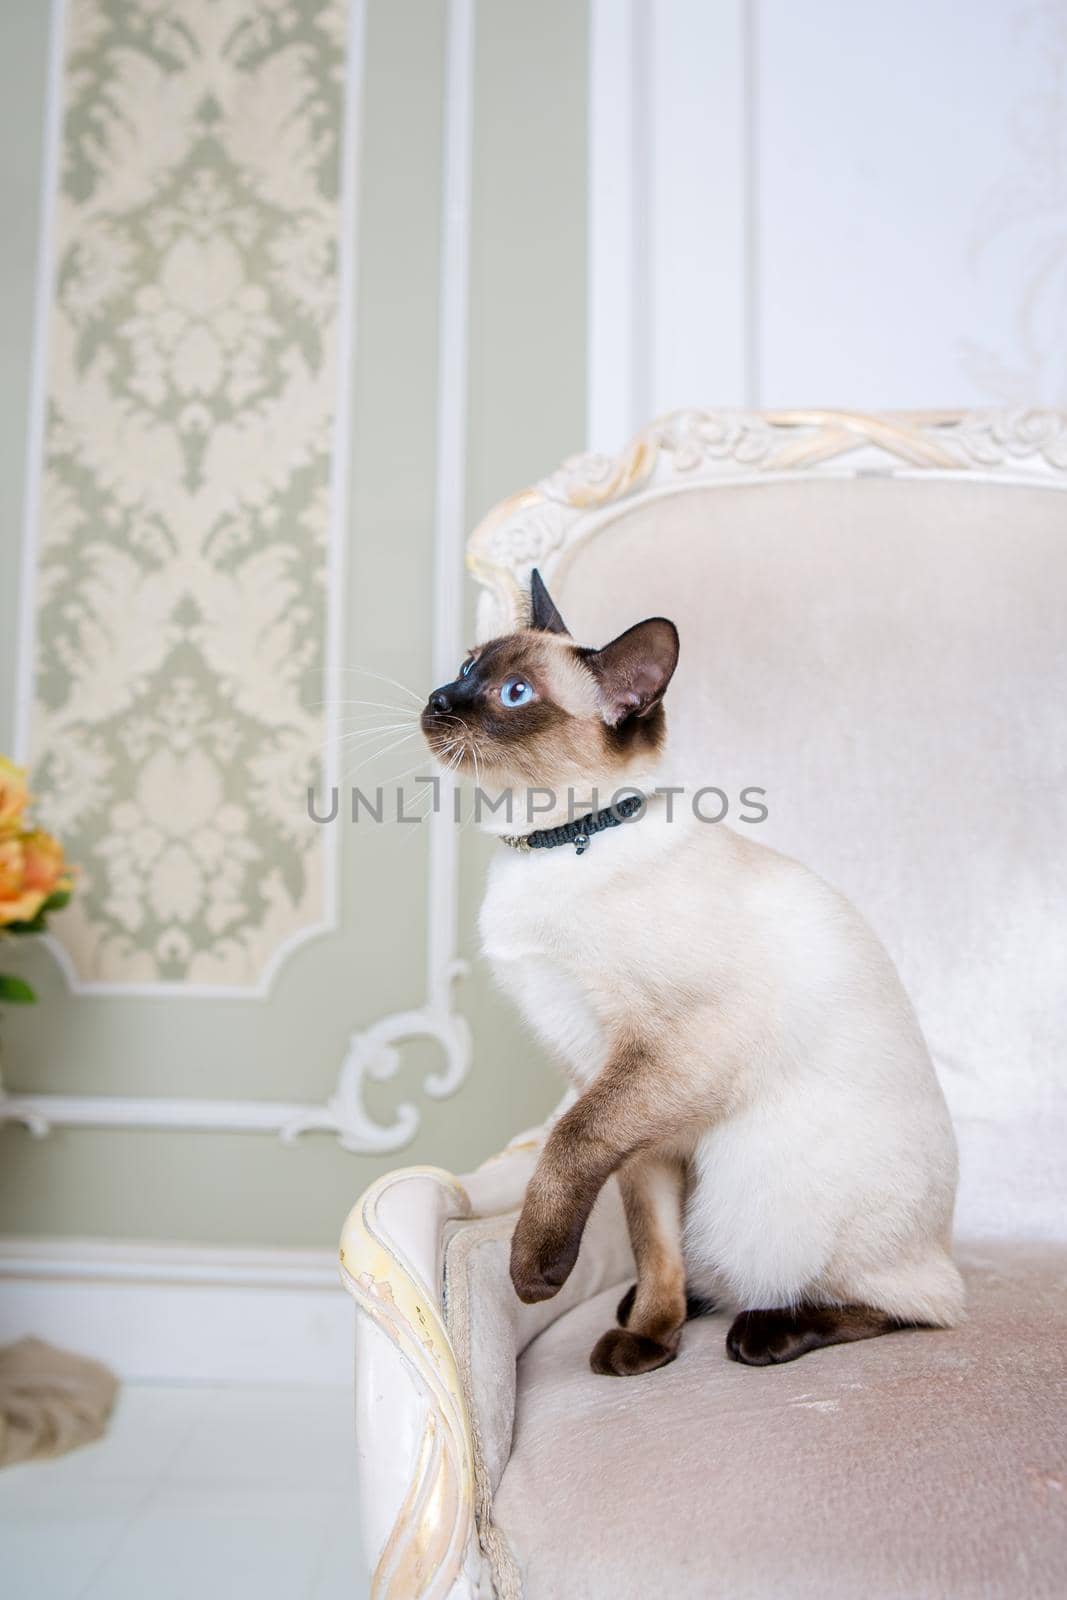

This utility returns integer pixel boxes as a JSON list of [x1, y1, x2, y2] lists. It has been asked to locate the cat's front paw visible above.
[[590, 1326, 678, 1377], [509, 1214, 580, 1304]]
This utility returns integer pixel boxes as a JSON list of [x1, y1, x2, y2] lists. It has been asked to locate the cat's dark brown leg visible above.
[[617, 1285, 717, 1324], [591, 1154, 687, 1376], [509, 1036, 707, 1305], [726, 1303, 909, 1366]]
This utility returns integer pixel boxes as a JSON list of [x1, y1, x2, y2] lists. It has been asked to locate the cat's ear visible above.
[[529, 568, 569, 635], [587, 618, 679, 726]]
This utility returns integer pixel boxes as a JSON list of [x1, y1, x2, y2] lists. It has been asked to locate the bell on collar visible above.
[[573, 833, 589, 856]]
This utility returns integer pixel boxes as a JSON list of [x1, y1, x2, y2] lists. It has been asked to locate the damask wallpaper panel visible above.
[[21, 0, 354, 989]]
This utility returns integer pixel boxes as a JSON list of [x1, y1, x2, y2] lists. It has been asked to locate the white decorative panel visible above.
[[589, 0, 1067, 418], [647, 0, 749, 415], [756, 0, 1067, 407], [588, 0, 749, 452]]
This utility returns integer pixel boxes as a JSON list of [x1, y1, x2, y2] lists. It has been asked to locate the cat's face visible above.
[[421, 570, 679, 792]]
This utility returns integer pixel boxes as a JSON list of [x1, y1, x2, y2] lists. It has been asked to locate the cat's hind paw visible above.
[[590, 1326, 678, 1377]]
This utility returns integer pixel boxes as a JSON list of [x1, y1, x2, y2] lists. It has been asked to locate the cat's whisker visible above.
[[312, 697, 420, 715], [328, 714, 420, 732], [331, 720, 417, 741], [413, 732, 467, 782], [455, 749, 495, 838], [403, 735, 467, 804], [328, 714, 416, 732], [398, 746, 468, 843], [404, 776, 446, 821], [386, 748, 457, 789], [339, 730, 419, 786], [339, 666, 424, 706], [321, 722, 418, 756]]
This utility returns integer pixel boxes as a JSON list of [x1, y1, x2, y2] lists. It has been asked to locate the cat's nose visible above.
[[429, 690, 452, 715]]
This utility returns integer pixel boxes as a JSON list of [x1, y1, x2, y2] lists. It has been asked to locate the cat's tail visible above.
[[838, 1249, 967, 1329]]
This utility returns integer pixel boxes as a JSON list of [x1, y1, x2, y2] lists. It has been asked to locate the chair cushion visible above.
[[490, 1241, 1067, 1599]]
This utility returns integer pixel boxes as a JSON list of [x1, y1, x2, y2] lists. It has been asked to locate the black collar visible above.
[[501, 794, 645, 857]]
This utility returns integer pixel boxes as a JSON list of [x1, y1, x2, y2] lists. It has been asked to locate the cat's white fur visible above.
[[480, 781, 965, 1325]]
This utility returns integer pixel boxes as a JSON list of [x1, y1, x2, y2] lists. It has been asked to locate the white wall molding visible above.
[[587, 0, 646, 455], [12, 0, 64, 769], [648, 0, 750, 415], [0, 0, 475, 1154], [587, 0, 752, 453], [278, 0, 477, 1151], [0, 1237, 352, 1384]]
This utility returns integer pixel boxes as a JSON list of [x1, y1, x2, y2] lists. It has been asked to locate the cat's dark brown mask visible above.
[[421, 570, 679, 789]]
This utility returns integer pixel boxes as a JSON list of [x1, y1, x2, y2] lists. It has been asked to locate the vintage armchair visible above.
[[339, 409, 1067, 1600]]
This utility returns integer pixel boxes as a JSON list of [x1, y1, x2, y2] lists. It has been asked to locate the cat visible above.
[[421, 570, 965, 1376]]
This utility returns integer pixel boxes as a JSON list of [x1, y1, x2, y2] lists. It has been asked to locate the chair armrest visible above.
[[338, 1129, 634, 1598], [340, 1165, 484, 1599]]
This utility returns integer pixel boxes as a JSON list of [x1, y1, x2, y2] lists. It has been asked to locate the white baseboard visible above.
[[0, 1238, 355, 1386]]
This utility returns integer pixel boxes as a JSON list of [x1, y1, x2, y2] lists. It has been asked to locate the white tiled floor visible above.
[[0, 1384, 369, 1600]]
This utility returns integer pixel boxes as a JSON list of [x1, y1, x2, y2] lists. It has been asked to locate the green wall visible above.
[[0, 0, 587, 1246]]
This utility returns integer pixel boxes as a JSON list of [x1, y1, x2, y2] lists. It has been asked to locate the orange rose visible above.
[[0, 756, 29, 835], [0, 831, 70, 927], [0, 837, 46, 927], [24, 829, 70, 896]]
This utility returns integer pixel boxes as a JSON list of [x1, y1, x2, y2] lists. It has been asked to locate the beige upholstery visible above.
[[491, 1243, 1066, 1600]]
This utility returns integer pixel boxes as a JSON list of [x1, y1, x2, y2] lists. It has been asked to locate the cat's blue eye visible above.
[[499, 676, 534, 707], [460, 657, 474, 678]]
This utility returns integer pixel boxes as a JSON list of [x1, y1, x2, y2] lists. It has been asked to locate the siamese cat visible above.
[[422, 571, 964, 1377]]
